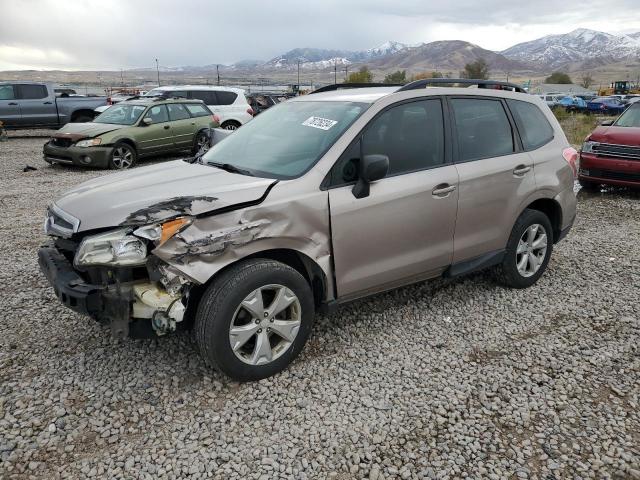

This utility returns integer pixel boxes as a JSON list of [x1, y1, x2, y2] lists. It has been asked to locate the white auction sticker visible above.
[[302, 116, 338, 130]]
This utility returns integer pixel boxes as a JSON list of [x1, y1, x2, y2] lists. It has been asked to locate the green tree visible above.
[[545, 72, 573, 84], [346, 66, 373, 83], [411, 71, 443, 81], [461, 58, 489, 80], [383, 70, 407, 84]]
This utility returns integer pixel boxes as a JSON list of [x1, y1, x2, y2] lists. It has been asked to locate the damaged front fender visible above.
[[151, 185, 334, 300]]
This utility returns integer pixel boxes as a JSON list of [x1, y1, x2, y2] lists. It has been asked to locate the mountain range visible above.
[[228, 28, 640, 74]]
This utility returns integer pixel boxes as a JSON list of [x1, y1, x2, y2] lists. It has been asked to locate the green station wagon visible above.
[[43, 98, 218, 169]]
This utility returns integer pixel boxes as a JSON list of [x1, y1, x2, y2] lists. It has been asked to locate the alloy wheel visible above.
[[516, 224, 548, 277], [112, 147, 133, 169], [229, 284, 301, 365]]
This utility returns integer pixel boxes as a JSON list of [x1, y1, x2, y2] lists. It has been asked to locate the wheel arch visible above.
[[183, 248, 330, 328], [523, 197, 562, 243], [112, 137, 138, 152]]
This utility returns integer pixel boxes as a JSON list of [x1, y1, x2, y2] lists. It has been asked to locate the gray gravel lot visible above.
[[0, 135, 639, 480]]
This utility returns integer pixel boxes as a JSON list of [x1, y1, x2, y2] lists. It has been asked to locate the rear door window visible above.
[[18, 84, 48, 99], [450, 98, 514, 161], [167, 103, 191, 121], [507, 99, 554, 150], [0, 85, 15, 100], [215, 91, 237, 105], [190, 91, 218, 105]]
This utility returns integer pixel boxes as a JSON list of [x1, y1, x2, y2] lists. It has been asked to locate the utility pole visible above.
[[345, 65, 349, 81], [217, 65, 220, 86], [155, 59, 160, 86], [120, 69, 124, 86], [334, 59, 337, 84], [297, 59, 301, 92]]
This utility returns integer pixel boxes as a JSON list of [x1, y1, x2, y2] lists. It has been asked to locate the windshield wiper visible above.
[[208, 162, 254, 176]]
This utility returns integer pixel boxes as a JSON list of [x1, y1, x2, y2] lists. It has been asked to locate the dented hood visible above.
[[53, 122, 126, 139], [54, 160, 275, 232], [589, 126, 640, 146]]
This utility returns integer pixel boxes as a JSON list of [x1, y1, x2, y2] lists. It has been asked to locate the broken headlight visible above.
[[133, 217, 192, 246], [75, 229, 147, 267]]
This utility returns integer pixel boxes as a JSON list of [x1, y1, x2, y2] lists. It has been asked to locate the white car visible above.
[[145, 86, 254, 130]]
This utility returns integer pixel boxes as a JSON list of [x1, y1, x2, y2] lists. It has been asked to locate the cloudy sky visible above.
[[1, 0, 639, 70]]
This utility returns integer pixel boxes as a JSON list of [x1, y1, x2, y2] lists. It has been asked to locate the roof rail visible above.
[[309, 83, 402, 94], [398, 78, 527, 93]]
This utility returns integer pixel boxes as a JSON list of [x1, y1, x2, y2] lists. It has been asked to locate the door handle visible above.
[[43, 101, 53, 105], [163, 125, 170, 130], [432, 184, 456, 197], [513, 165, 531, 176], [8, 102, 17, 105]]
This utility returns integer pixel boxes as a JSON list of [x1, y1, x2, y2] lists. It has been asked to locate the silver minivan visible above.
[[39, 80, 577, 381]]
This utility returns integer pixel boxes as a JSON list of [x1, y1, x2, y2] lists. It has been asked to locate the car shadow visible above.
[[577, 185, 640, 201]]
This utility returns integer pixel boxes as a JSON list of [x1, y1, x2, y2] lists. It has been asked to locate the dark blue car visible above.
[[586, 97, 626, 115]]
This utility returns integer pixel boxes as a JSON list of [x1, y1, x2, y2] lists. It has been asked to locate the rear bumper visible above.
[[43, 142, 112, 168], [579, 153, 640, 187]]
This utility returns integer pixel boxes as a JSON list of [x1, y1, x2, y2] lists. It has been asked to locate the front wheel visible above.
[[195, 259, 315, 381], [109, 142, 136, 169], [192, 130, 210, 155], [494, 209, 553, 289]]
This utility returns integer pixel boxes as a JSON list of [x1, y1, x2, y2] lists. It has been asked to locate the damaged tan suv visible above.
[[39, 79, 577, 381]]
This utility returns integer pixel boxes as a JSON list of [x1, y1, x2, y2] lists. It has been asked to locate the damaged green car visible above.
[[43, 98, 217, 169]]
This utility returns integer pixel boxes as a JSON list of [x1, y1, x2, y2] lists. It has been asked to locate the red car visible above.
[[579, 102, 640, 189]]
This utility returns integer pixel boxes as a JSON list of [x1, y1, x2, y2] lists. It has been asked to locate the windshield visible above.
[[614, 104, 640, 127], [202, 100, 368, 178], [94, 104, 146, 125]]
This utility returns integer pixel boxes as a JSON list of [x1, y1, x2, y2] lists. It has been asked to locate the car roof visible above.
[[150, 85, 246, 94], [118, 97, 207, 106], [291, 86, 538, 104]]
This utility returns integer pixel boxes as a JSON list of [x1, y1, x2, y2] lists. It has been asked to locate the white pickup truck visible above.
[[0, 82, 108, 128]]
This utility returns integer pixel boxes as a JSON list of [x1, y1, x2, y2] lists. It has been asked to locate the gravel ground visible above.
[[0, 135, 639, 480]]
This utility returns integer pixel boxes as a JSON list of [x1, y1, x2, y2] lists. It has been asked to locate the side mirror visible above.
[[142, 117, 153, 126], [352, 154, 389, 199], [600, 120, 613, 126]]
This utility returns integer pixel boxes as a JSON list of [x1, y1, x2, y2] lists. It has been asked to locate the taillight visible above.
[[600, 104, 606, 110], [562, 147, 578, 178], [247, 107, 254, 116], [212, 114, 220, 124]]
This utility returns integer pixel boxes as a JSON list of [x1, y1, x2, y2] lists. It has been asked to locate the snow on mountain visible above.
[[502, 28, 640, 68], [364, 41, 409, 58]]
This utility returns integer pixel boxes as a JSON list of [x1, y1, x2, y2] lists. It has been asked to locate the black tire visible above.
[[195, 259, 315, 381], [494, 209, 553, 289], [108, 142, 137, 169], [192, 130, 210, 155], [579, 178, 600, 191], [221, 120, 241, 131]]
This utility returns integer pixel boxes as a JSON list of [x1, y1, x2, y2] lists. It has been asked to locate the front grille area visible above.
[[592, 143, 640, 161], [588, 168, 640, 182], [51, 137, 73, 148]]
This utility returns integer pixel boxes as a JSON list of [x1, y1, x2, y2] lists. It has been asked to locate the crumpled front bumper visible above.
[[37, 245, 156, 338]]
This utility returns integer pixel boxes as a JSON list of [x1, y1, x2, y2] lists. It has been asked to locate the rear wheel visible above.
[[221, 120, 241, 131], [192, 130, 210, 155], [195, 259, 315, 381], [494, 209, 553, 289], [109, 142, 136, 169]]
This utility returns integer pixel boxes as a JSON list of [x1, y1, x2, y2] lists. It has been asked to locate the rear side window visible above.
[[0, 85, 15, 100], [184, 104, 210, 117], [216, 91, 237, 105], [169, 91, 188, 99], [450, 98, 514, 161], [18, 84, 48, 99], [166, 103, 191, 121], [507, 99, 554, 150], [191, 91, 217, 105]]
